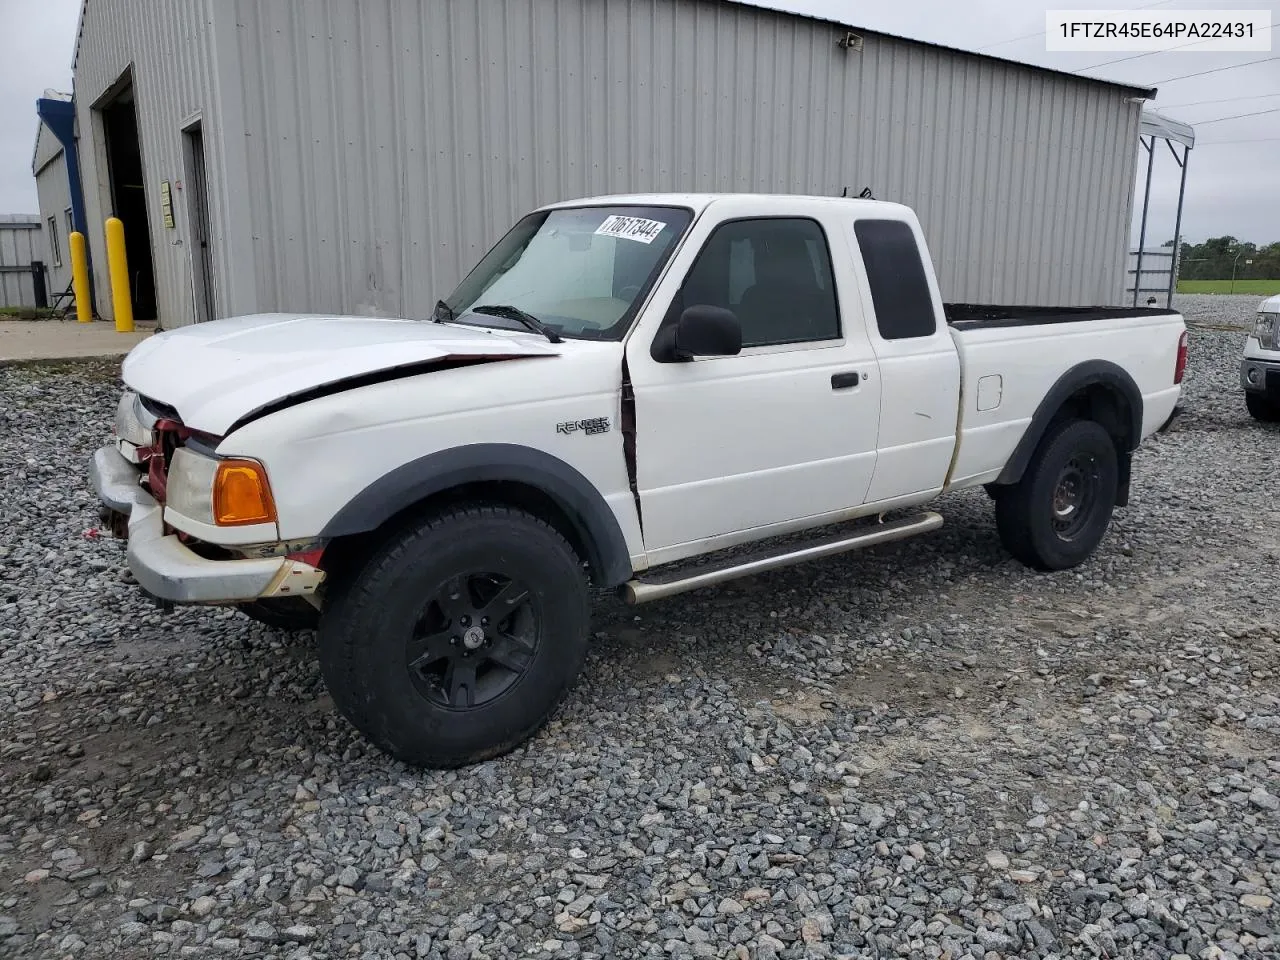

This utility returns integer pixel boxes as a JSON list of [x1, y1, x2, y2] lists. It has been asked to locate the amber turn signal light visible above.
[[213, 459, 277, 526]]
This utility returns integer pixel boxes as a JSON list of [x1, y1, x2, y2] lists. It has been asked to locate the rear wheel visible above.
[[995, 419, 1118, 571], [317, 504, 590, 768], [1246, 393, 1280, 422]]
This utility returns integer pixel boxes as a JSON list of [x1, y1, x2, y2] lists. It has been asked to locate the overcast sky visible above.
[[2, 0, 1277, 246]]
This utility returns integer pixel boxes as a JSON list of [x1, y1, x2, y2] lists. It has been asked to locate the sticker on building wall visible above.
[[160, 181, 175, 229]]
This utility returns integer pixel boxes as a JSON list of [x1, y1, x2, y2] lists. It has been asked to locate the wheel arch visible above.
[[995, 360, 1143, 499], [318, 443, 634, 588]]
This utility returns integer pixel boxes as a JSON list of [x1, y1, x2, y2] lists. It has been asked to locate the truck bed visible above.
[[945, 303, 1179, 331]]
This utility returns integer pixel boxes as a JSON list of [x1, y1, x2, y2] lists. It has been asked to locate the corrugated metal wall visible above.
[[0, 217, 45, 308], [74, 0, 1143, 325], [73, 0, 252, 326], [230, 0, 1142, 319], [33, 124, 63, 175], [35, 142, 75, 298]]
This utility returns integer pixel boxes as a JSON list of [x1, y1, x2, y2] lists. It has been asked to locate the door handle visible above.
[[831, 371, 860, 390]]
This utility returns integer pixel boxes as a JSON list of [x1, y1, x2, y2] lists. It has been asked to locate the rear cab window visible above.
[[853, 219, 938, 341]]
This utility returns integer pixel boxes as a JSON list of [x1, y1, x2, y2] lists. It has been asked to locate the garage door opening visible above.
[[96, 77, 157, 321]]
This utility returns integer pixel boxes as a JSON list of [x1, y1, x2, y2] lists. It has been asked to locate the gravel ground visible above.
[[1, 294, 1277, 960]]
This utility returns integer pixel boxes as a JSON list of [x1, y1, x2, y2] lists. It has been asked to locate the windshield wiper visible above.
[[471, 304, 563, 343], [432, 299, 455, 323]]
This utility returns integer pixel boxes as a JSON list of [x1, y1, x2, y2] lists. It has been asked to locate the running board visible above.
[[619, 511, 943, 605]]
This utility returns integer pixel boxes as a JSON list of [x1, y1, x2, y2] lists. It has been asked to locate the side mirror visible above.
[[670, 305, 742, 361]]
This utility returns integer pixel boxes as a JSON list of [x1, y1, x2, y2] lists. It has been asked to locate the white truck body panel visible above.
[[122, 312, 560, 435], [622, 196, 883, 563], [948, 314, 1184, 488], [218, 337, 645, 558]]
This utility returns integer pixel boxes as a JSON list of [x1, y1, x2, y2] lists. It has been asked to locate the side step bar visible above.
[[620, 511, 943, 605]]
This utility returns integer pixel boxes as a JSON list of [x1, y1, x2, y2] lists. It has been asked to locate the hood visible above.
[[121, 313, 560, 434]]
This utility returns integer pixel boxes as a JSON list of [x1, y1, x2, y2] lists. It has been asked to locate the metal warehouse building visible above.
[[70, 0, 1157, 328]]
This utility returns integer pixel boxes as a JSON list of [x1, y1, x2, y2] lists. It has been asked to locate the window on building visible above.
[[853, 219, 937, 340], [46, 216, 61, 268], [678, 218, 840, 347]]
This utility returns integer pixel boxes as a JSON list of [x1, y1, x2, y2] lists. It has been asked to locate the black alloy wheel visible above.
[[408, 572, 540, 709]]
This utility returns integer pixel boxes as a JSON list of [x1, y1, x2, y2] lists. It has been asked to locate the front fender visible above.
[[320, 443, 633, 587]]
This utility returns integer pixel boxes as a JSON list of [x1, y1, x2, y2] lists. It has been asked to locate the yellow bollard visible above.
[[69, 231, 92, 323], [104, 217, 134, 333]]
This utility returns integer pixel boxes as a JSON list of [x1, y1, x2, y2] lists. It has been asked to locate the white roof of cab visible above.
[[540, 192, 914, 218]]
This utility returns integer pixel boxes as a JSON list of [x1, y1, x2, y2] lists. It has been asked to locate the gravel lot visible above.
[[1, 294, 1277, 960]]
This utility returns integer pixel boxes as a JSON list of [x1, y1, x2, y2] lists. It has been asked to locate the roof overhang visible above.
[[723, 0, 1157, 98], [1140, 109, 1195, 148]]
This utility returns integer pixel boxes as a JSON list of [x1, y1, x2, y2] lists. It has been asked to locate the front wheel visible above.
[[317, 504, 590, 768], [1246, 392, 1280, 423], [995, 419, 1119, 571]]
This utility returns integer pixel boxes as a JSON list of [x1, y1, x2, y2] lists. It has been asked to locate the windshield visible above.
[[442, 205, 693, 340]]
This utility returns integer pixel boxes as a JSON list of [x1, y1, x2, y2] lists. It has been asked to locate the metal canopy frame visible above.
[[1133, 109, 1194, 308]]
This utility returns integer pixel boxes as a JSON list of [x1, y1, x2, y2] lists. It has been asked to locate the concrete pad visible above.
[[0, 319, 156, 363]]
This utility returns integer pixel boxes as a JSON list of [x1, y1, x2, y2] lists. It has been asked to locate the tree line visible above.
[[1168, 237, 1280, 280]]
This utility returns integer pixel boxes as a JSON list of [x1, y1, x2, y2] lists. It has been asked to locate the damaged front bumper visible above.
[[90, 444, 324, 605]]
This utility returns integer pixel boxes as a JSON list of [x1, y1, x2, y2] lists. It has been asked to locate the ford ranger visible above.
[[90, 193, 1188, 768]]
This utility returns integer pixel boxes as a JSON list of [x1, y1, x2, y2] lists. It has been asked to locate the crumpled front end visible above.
[[91, 388, 326, 606]]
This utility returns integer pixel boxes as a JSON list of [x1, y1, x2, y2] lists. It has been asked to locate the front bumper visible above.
[[1241, 355, 1280, 399], [90, 444, 324, 605]]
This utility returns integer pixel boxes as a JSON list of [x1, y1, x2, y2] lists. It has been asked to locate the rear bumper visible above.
[[90, 445, 323, 605]]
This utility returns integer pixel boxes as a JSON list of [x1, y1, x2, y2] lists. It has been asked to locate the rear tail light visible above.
[[1174, 330, 1188, 385]]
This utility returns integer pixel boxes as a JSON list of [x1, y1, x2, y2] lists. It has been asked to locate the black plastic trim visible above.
[[1157, 404, 1183, 434], [995, 360, 1143, 486], [319, 443, 634, 587], [946, 303, 1179, 331]]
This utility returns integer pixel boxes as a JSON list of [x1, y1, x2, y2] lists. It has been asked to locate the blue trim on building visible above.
[[36, 97, 94, 313]]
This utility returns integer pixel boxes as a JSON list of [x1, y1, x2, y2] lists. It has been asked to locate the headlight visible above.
[[167, 448, 277, 527], [114, 390, 155, 447], [1255, 313, 1278, 349]]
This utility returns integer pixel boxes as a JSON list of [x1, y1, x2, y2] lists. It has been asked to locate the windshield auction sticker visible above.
[[595, 215, 666, 244]]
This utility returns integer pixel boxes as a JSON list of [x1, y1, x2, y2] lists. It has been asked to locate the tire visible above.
[[1246, 393, 1280, 423], [317, 504, 590, 768], [237, 597, 320, 632], [995, 419, 1119, 572]]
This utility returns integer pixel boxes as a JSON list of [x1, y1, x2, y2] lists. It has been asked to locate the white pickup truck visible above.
[[91, 193, 1187, 768], [1242, 293, 1280, 421]]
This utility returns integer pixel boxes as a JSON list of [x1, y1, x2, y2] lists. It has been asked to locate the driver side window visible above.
[[677, 218, 841, 348]]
